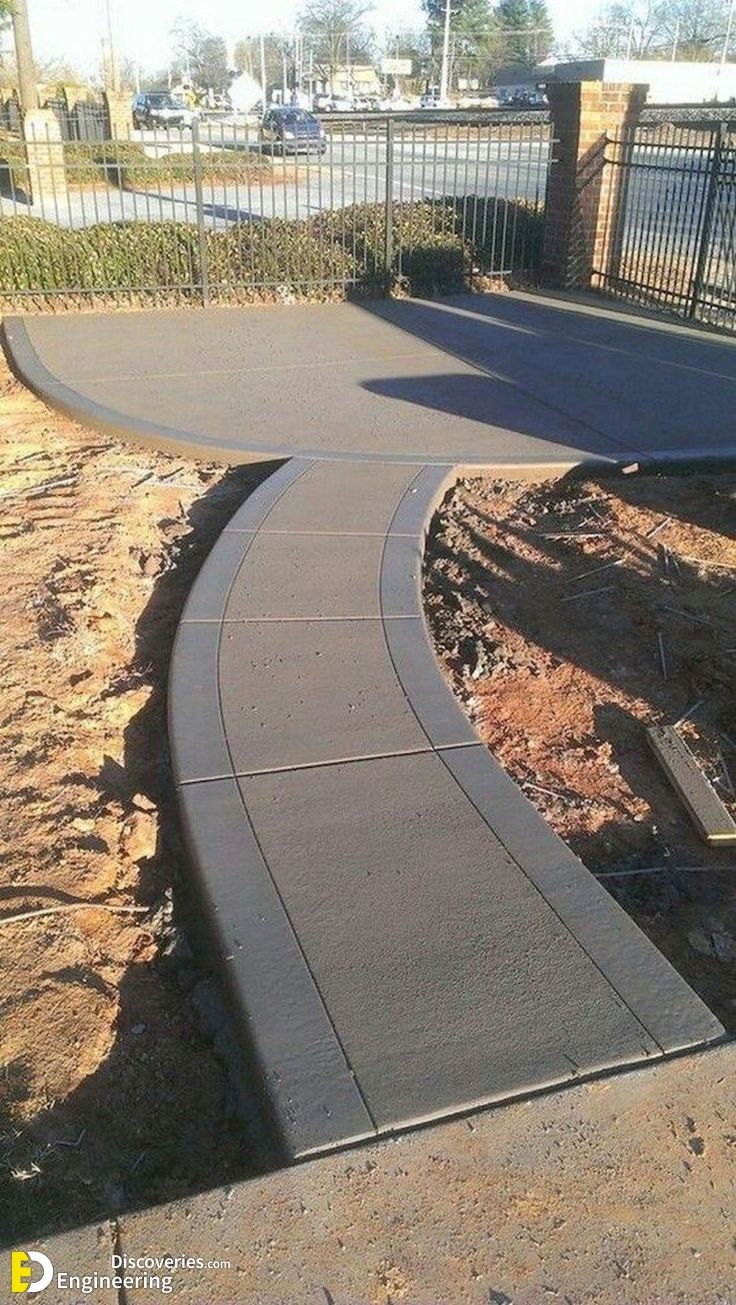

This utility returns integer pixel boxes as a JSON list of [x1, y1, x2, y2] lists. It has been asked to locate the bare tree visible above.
[[569, 0, 730, 60], [171, 18, 230, 91], [298, 0, 374, 90], [657, 0, 729, 58]]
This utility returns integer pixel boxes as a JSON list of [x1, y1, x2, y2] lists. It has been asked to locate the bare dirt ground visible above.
[[0, 357, 268, 1244], [112, 1041, 736, 1305], [425, 470, 736, 1033]]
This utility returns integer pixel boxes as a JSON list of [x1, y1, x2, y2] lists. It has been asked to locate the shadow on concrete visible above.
[[0, 460, 281, 1248], [359, 292, 736, 458], [362, 371, 614, 445]]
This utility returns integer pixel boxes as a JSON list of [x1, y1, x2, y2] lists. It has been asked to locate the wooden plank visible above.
[[647, 726, 736, 846]]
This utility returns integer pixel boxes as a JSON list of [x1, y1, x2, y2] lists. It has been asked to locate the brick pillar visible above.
[[541, 81, 647, 289], [103, 91, 131, 140], [24, 108, 67, 205]]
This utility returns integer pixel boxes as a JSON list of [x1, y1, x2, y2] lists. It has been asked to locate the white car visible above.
[[321, 96, 353, 113]]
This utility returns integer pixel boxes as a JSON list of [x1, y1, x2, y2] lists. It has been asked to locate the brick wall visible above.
[[542, 82, 647, 289]]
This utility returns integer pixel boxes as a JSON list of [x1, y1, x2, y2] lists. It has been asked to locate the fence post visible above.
[[541, 81, 647, 288], [23, 108, 67, 209], [102, 90, 131, 141], [191, 118, 210, 306], [384, 115, 395, 294], [687, 123, 723, 319]]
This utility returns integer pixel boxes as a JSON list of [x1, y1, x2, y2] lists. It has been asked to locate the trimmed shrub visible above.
[[207, 219, 357, 296], [0, 197, 545, 305], [0, 218, 201, 295], [64, 141, 273, 190], [0, 134, 273, 198], [0, 218, 69, 293], [314, 197, 544, 295]]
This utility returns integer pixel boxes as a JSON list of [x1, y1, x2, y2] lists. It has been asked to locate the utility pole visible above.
[[105, 0, 120, 94], [722, 0, 735, 65], [439, 0, 452, 104], [671, 19, 680, 60], [260, 33, 267, 111], [11, 0, 38, 115]]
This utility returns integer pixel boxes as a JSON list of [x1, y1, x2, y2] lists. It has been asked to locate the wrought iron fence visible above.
[[0, 110, 552, 308], [594, 113, 736, 332]]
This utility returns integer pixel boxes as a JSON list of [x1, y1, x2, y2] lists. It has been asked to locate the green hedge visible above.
[[0, 217, 354, 298], [0, 198, 544, 304], [0, 135, 272, 197], [316, 197, 544, 294], [65, 141, 273, 189]]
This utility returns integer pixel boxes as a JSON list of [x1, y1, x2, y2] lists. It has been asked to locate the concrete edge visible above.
[[0, 315, 499, 468], [1, 317, 282, 467], [7, 313, 736, 471], [176, 778, 376, 1160], [168, 459, 376, 1159], [380, 463, 727, 1055]]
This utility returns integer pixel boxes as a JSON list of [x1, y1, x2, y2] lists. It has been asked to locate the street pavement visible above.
[[0, 133, 550, 229]]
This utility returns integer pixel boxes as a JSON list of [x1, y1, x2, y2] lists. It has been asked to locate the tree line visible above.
[[2, 0, 731, 102], [568, 0, 734, 62]]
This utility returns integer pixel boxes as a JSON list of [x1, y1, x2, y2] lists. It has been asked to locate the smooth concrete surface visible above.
[[6, 292, 735, 1295], [7, 290, 736, 466], [218, 619, 432, 774], [171, 452, 724, 1160], [237, 749, 663, 1129], [36, 1042, 736, 1304]]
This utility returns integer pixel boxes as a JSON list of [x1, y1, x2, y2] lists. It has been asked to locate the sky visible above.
[[15, 0, 595, 78]]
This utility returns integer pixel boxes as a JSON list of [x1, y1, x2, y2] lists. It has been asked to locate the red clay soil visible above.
[[425, 470, 736, 1032], [0, 359, 267, 1243]]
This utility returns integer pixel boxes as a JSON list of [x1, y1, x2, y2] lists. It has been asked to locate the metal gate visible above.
[[594, 109, 736, 333]]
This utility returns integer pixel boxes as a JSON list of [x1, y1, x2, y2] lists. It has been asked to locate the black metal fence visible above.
[[0, 110, 552, 308], [594, 111, 736, 332]]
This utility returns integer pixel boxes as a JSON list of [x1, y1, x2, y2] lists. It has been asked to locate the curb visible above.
[[169, 452, 726, 1160]]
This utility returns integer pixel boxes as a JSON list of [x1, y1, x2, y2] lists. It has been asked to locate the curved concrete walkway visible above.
[[5, 291, 732, 1163], [170, 455, 722, 1160]]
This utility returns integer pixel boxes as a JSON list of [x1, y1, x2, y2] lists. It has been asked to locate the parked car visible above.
[[131, 93, 198, 130], [318, 96, 353, 113], [261, 107, 327, 154], [419, 91, 449, 109]]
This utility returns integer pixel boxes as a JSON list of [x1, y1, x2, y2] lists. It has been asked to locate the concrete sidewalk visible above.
[[170, 455, 722, 1160], [5, 291, 735, 1300], [6, 289, 736, 466]]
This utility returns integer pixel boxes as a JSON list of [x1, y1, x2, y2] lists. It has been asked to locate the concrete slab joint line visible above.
[[170, 449, 722, 1162], [5, 293, 733, 1166]]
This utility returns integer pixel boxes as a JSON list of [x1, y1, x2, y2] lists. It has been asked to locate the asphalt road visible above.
[[0, 132, 551, 230]]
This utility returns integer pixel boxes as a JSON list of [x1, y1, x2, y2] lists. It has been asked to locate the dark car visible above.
[[132, 93, 197, 131], [261, 107, 326, 154]]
